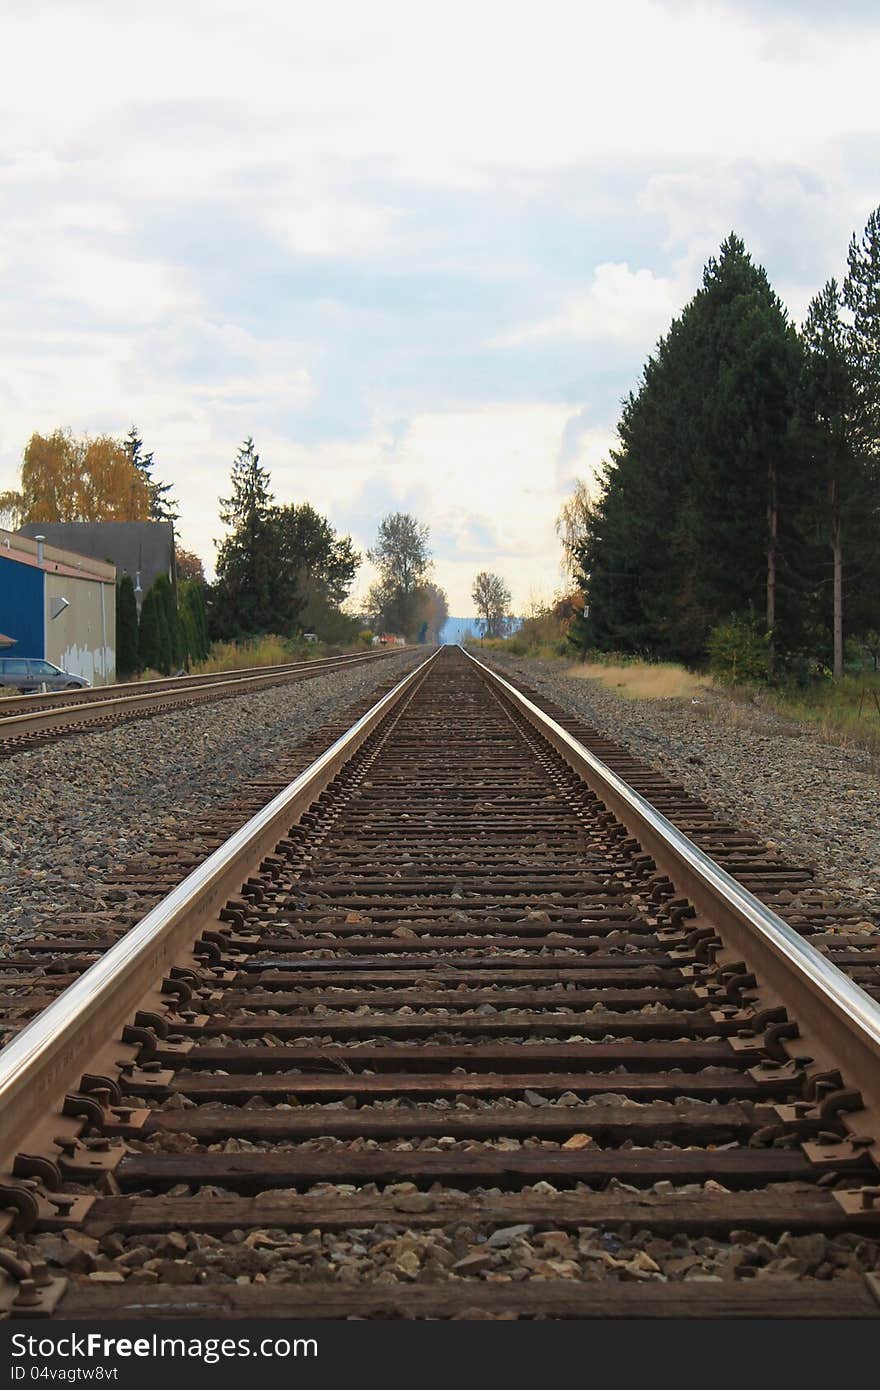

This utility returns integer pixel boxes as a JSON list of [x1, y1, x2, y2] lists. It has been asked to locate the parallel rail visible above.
[[1, 645, 878, 1319], [0, 647, 400, 753], [464, 649, 880, 1165]]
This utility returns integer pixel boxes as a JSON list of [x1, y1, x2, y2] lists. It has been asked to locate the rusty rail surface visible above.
[[0, 648, 400, 753], [0, 645, 878, 1320]]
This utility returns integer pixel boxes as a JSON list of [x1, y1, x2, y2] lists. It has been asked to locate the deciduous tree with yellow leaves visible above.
[[0, 429, 152, 526]]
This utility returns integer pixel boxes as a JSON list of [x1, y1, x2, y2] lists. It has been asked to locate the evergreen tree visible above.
[[156, 597, 173, 675], [800, 280, 863, 678], [154, 573, 184, 670], [843, 207, 880, 456], [116, 574, 140, 678], [123, 426, 178, 523], [193, 582, 210, 658], [210, 445, 361, 644], [179, 586, 198, 666], [579, 235, 805, 666], [138, 589, 162, 672], [180, 580, 210, 662], [211, 438, 279, 638], [842, 206, 880, 649]]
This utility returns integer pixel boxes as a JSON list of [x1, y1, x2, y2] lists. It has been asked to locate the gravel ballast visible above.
[[23, 1192, 880, 1287], [0, 651, 419, 949], [486, 653, 880, 922]]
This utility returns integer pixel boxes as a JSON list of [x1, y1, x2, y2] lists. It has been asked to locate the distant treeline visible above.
[[571, 211, 880, 680], [210, 439, 448, 647]]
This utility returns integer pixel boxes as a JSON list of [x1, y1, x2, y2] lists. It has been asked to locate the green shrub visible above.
[[153, 574, 183, 671], [180, 580, 210, 663], [138, 589, 161, 672], [706, 613, 771, 686], [116, 574, 140, 678], [853, 630, 880, 673]]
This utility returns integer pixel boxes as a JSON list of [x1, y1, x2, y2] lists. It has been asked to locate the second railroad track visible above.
[[0, 648, 400, 755]]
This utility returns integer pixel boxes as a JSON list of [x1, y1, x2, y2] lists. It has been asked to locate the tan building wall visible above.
[[44, 572, 116, 686]]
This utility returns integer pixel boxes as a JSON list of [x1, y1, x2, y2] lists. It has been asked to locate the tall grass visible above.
[[566, 660, 714, 701], [134, 633, 360, 682], [760, 674, 880, 762], [191, 635, 298, 674]]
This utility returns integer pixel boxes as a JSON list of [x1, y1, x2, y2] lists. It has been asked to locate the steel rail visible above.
[[0, 647, 397, 718], [0, 647, 440, 1172], [465, 648, 880, 1160], [0, 649, 400, 743]]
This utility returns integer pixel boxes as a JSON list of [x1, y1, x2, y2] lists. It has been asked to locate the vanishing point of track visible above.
[[1, 646, 879, 1320]]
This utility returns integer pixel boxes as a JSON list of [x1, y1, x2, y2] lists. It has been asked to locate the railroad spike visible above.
[[79, 1073, 122, 1106], [120, 1024, 158, 1062], [12, 1154, 62, 1190], [818, 1088, 865, 1123], [161, 975, 195, 1004]]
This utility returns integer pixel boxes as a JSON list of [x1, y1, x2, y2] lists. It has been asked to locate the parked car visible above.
[[0, 657, 90, 693]]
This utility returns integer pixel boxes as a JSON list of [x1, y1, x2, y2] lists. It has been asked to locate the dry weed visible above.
[[565, 660, 714, 701]]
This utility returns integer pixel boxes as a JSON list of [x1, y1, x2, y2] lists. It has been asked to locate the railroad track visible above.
[[0, 648, 399, 755], [1, 645, 879, 1320]]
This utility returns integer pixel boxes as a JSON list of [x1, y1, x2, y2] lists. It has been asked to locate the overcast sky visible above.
[[1, 0, 878, 613]]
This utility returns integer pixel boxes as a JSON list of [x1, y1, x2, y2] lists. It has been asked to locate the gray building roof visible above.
[[19, 521, 174, 598]]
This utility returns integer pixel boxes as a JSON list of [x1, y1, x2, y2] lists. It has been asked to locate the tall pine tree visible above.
[[154, 574, 184, 670], [843, 207, 880, 456], [123, 427, 178, 523], [842, 207, 880, 647], [800, 280, 862, 678], [580, 235, 805, 666], [211, 438, 279, 638]]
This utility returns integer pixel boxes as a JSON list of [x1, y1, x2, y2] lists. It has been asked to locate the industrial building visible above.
[[19, 520, 174, 606], [0, 529, 116, 685]]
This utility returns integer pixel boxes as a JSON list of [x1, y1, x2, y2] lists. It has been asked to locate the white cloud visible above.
[[202, 401, 608, 613], [0, 313, 315, 505], [261, 178, 399, 258], [2, 3, 879, 215], [496, 262, 680, 348]]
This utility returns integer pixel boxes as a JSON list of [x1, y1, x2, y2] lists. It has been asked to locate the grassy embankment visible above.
[[756, 673, 880, 760], [474, 632, 880, 760]]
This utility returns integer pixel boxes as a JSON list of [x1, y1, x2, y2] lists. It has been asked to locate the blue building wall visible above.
[[0, 557, 45, 657]]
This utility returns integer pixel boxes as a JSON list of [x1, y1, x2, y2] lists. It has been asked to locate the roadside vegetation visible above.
[[471, 206, 879, 761], [477, 623, 880, 758], [566, 214, 880, 683], [134, 629, 375, 682], [752, 672, 880, 759], [190, 634, 356, 674], [565, 660, 713, 702]]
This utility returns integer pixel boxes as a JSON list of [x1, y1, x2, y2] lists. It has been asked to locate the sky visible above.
[[0, 0, 878, 615]]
